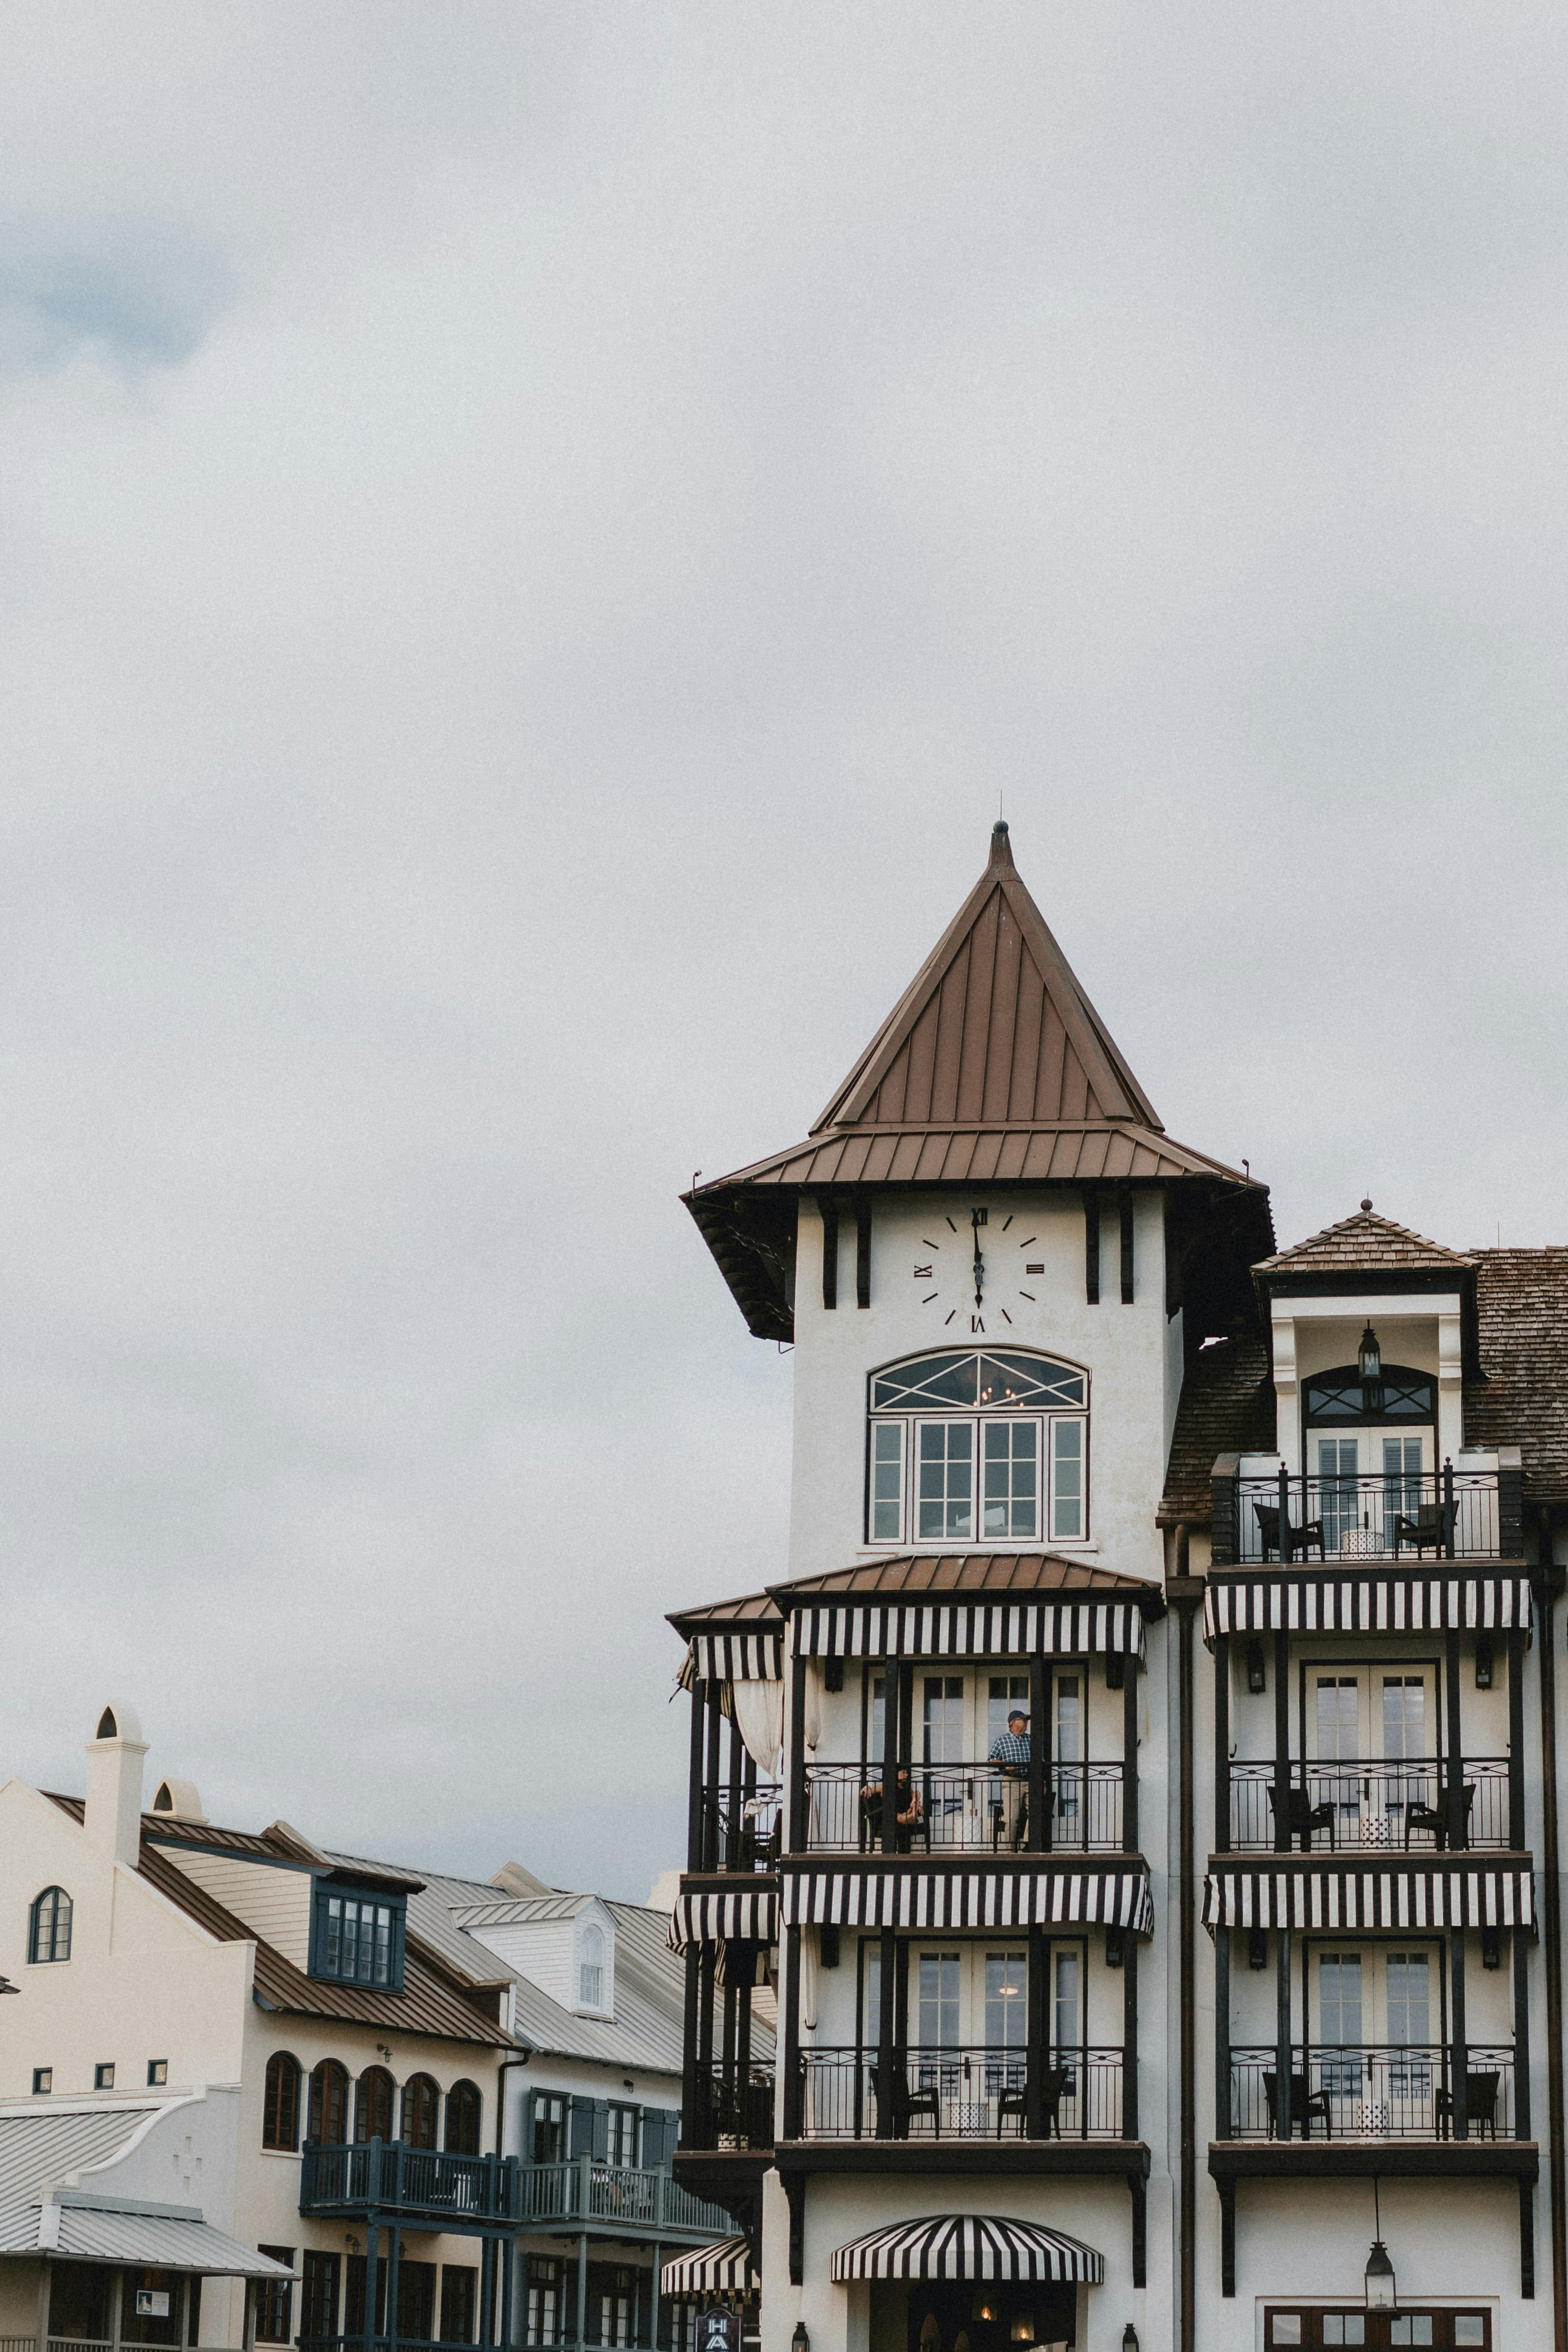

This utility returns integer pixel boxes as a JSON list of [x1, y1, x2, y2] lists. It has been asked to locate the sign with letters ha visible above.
[[698, 2311, 739, 2352]]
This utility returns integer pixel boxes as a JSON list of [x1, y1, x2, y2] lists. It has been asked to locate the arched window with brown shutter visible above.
[[445, 2080, 482, 2154], [355, 2065, 395, 2143], [402, 2073, 440, 2149], [309, 2059, 349, 2145], [262, 2051, 301, 2151]]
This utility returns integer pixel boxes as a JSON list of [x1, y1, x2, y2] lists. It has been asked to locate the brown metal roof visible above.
[[1255, 1205, 1474, 1278], [813, 820, 1163, 1134], [768, 1552, 1164, 1612], [666, 1589, 783, 1639], [44, 1796, 512, 2048], [709, 1120, 1243, 1191], [1465, 1249, 1568, 1505], [1157, 1335, 1275, 1524]]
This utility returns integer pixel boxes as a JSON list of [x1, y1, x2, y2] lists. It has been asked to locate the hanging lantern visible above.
[[1364, 2240, 1397, 2312], [1358, 1323, 1384, 1416]]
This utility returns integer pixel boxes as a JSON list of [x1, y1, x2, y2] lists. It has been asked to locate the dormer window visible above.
[[308, 1884, 407, 1993], [866, 1350, 1089, 1547], [579, 1924, 604, 2009]]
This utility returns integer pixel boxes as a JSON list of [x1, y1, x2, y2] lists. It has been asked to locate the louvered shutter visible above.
[[567, 2095, 599, 2158], [639, 2107, 679, 2169]]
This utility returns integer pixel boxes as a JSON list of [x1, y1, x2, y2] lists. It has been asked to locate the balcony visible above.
[[516, 2155, 737, 2240], [802, 1762, 1124, 1853], [1226, 2046, 1521, 2141], [796, 2046, 1126, 2141], [683, 2061, 774, 2153], [300, 2139, 520, 2228], [697, 1786, 781, 1873], [1212, 1464, 1518, 1566], [1228, 1759, 1516, 1853]]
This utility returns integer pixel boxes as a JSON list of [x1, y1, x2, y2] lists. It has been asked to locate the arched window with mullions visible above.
[[445, 2080, 482, 2154], [402, 2073, 440, 2149], [262, 2052, 301, 2151], [354, 2066, 395, 2143], [867, 1350, 1089, 1547], [308, 2058, 349, 2145], [28, 1887, 72, 1964]]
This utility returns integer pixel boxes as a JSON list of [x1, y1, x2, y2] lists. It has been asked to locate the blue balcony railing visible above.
[[300, 2139, 521, 2225]]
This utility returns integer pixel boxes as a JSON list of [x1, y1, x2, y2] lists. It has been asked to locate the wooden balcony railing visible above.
[[1226, 2046, 1520, 2141], [802, 1762, 1124, 1853], [300, 2138, 520, 2225], [1228, 1759, 1514, 1853], [796, 2045, 1126, 2141], [516, 2156, 734, 2239]]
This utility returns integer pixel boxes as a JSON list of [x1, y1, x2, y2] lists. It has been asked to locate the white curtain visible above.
[[800, 1925, 820, 2032], [804, 1662, 821, 1752], [732, 1678, 785, 1778]]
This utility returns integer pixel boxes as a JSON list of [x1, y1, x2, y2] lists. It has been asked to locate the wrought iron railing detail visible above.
[[1228, 1758, 1512, 1852], [516, 2157, 733, 2236], [300, 2139, 520, 2222], [1226, 2045, 1518, 2141], [698, 1785, 782, 1873], [684, 2062, 775, 2151], [796, 2044, 1124, 2140], [802, 1762, 1123, 1853], [1214, 1465, 1506, 1565]]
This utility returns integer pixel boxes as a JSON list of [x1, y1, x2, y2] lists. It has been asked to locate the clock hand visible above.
[[972, 1214, 985, 1306]]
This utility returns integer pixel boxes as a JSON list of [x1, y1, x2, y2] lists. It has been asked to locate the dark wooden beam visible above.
[[855, 1195, 872, 1309], [1084, 1190, 1100, 1305], [1119, 1183, 1134, 1304], [820, 1195, 838, 1311]]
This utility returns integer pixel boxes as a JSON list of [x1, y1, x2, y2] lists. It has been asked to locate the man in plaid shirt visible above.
[[989, 1707, 1031, 1849]]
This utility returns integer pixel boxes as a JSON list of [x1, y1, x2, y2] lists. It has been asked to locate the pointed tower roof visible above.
[[687, 821, 1270, 1337], [812, 820, 1163, 1135]]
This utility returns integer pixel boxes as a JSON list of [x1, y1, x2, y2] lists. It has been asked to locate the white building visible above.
[[0, 1705, 746, 2352], [668, 821, 1565, 2352]]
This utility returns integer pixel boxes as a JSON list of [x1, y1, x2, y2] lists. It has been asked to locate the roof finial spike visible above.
[[987, 816, 1014, 872], [1361, 1196, 1373, 1213]]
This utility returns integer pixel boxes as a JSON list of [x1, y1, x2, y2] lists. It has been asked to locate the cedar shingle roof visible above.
[[768, 1552, 1164, 1611], [45, 1795, 513, 2047], [1255, 1206, 1474, 1278], [1465, 1249, 1568, 1505], [1158, 1335, 1275, 1523]]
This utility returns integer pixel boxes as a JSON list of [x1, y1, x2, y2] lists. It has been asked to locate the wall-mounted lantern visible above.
[[1359, 1323, 1384, 1416], [1245, 1639, 1267, 1695]]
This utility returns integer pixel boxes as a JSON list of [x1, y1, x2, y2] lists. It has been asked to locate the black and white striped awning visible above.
[[791, 1601, 1146, 1662], [661, 2239, 759, 2296], [679, 1633, 785, 1688], [782, 1866, 1152, 1934], [1203, 1864, 1535, 1932], [666, 1887, 779, 1952], [1205, 1574, 1533, 1642], [830, 2215, 1104, 2284]]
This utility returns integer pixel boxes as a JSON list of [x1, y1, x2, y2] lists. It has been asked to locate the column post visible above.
[[1123, 1661, 1139, 1854], [1509, 1630, 1527, 1851], [1272, 1630, 1290, 1852], [1445, 1628, 1467, 1850], [1213, 1635, 1230, 1853], [1275, 1929, 1292, 2140], [1451, 1925, 1469, 2139], [1215, 1925, 1232, 2139]]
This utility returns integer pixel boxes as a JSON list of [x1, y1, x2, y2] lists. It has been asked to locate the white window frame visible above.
[[866, 1350, 1089, 1548]]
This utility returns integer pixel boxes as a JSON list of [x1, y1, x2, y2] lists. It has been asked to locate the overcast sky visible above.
[[3, 5, 1567, 1896]]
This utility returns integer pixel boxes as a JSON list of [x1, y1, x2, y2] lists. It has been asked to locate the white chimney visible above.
[[84, 1702, 148, 1868], [152, 1777, 206, 1824]]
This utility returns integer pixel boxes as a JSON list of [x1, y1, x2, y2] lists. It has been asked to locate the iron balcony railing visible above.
[[802, 1762, 1123, 1853], [684, 2061, 775, 2152], [697, 1785, 782, 1874], [517, 2156, 734, 2238], [1213, 1464, 1514, 1566], [300, 2139, 521, 2224], [796, 2045, 1125, 2141], [1228, 1758, 1513, 1853], [1226, 2046, 1519, 2141]]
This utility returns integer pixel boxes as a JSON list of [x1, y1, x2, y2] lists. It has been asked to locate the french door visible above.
[[1309, 1944, 1442, 2131], [1306, 1429, 1433, 1553], [1306, 1664, 1437, 1846]]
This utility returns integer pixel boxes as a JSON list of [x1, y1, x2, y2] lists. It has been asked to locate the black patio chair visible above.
[[1262, 2070, 1332, 2141], [1254, 1503, 1326, 1563], [1404, 1779, 1476, 1851], [1394, 1502, 1455, 1558], [1267, 1785, 1336, 1851], [1436, 2070, 1501, 2141]]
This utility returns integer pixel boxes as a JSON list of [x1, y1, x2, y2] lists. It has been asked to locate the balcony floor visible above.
[[775, 2139, 1149, 2179], [1209, 2138, 1537, 2181]]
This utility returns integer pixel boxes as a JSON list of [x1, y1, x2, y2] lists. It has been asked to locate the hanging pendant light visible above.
[[1365, 2181, 1397, 2311], [1358, 1323, 1384, 1417]]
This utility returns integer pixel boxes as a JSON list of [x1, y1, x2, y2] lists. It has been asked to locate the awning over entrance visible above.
[[1204, 1573, 1533, 1642], [791, 1600, 1146, 1663], [1203, 1862, 1535, 1932], [0, 2194, 294, 2277], [783, 1866, 1152, 1934], [666, 1886, 778, 1952], [661, 2239, 759, 2296], [830, 2215, 1104, 2283]]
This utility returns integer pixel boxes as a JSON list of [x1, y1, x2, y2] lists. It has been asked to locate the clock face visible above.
[[910, 1208, 1046, 1335]]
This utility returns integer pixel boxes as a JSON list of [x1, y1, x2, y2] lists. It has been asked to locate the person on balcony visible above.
[[990, 1707, 1031, 1849], [859, 1764, 924, 1852]]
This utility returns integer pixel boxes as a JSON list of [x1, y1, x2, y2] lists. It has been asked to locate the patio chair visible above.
[[1262, 2069, 1332, 2140], [873, 2061, 941, 2138], [1254, 1503, 1326, 1563], [1267, 1785, 1336, 1851], [1436, 2070, 1501, 2141], [1404, 1781, 1476, 1851], [1394, 1502, 1454, 1559]]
